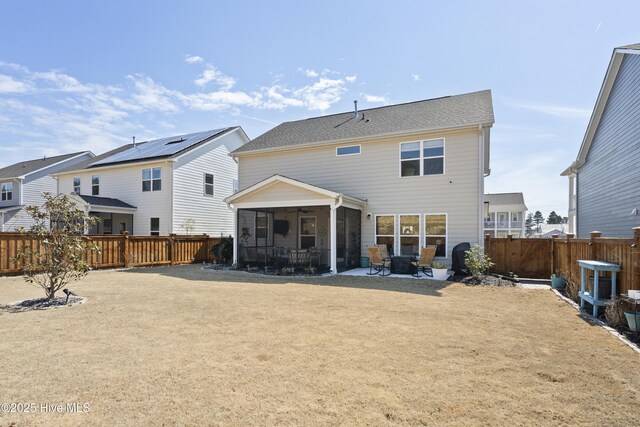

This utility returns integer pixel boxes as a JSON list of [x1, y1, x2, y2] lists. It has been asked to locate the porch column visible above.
[[330, 204, 337, 273], [231, 205, 238, 265]]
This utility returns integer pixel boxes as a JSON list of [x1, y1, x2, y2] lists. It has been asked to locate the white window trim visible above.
[[203, 173, 214, 197], [398, 213, 421, 256], [424, 213, 448, 258], [336, 144, 361, 157], [298, 216, 317, 248], [1, 182, 13, 201], [399, 137, 446, 178], [150, 217, 160, 236], [374, 214, 396, 254], [142, 167, 162, 192], [91, 175, 100, 196], [73, 177, 81, 194]]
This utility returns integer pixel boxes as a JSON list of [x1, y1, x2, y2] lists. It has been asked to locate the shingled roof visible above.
[[484, 192, 527, 209], [233, 90, 494, 154], [0, 152, 92, 180]]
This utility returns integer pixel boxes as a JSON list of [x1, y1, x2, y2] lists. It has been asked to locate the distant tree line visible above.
[[524, 210, 567, 236]]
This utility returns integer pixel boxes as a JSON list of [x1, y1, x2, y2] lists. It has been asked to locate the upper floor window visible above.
[[204, 173, 214, 196], [142, 168, 161, 192], [336, 145, 361, 156], [232, 178, 239, 193], [1, 182, 13, 201], [400, 138, 445, 177], [73, 177, 81, 194], [91, 175, 100, 195]]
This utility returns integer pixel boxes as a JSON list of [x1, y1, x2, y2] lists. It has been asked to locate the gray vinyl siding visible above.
[[2, 153, 93, 231], [173, 129, 246, 236], [237, 128, 483, 259], [577, 54, 640, 238]]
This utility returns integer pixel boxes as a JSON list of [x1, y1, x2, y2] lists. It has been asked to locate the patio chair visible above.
[[411, 246, 437, 277], [367, 246, 391, 276], [308, 247, 322, 267], [377, 244, 391, 260], [289, 249, 310, 268]]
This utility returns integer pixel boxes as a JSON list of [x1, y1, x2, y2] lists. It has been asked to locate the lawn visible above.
[[0, 265, 638, 426]]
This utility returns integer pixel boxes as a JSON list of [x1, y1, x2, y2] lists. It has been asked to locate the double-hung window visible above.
[[399, 215, 419, 256], [1, 182, 12, 201], [400, 138, 445, 177], [204, 173, 214, 196], [142, 168, 161, 192], [425, 214, 447, 257], [375, 215, 395, 256], [92, 175, 100, 195], [73, 177, 81, 194]]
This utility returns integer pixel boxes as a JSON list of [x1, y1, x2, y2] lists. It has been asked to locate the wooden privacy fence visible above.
[[0, 232, 222, 276], [484, 228, 640, 295]]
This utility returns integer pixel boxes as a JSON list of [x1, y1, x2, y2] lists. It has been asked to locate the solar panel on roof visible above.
[[92, 128, 228, 166]]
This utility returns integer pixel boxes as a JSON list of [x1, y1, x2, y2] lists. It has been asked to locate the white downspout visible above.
[[330, 195, 344, 273], [229, 204, 238, 265], [478, 125, 485, 248]]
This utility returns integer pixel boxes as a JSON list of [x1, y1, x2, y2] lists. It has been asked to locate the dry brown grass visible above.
[[0, 265, 639, 426]]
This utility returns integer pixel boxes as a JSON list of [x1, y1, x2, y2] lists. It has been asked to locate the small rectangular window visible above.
[[336, 145, 361, 156], [1, 182, 13, 201], [142, 168, 161, 192], [233, 179, 239, 193], [73, 177, 81, 194], [92, 175, 99, 195], [204, 173, 214, 196], [150, 217, 160, 236], [425, 214, 447, 257], [375, 215, 395, 256]]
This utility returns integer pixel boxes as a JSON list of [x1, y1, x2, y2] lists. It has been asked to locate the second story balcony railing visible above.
[[484, 220, 523, 229]]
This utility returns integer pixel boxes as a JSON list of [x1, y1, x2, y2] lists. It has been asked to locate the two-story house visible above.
[[0, 151, 94, 231], [562, 43, 640, 238], [483, 192, 527, 238], [54, 127, 249, 236], [226, 90, 494, 272]]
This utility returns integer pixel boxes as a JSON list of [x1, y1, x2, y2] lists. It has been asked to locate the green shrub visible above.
[[464, 244, 495, 279]]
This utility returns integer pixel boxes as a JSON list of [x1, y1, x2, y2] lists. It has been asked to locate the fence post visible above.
[[550, 234, 558, 276], [590, 231, 602, 260], [123, 232, 130, 268], [206, 235, 214, 263], [169, 233, 176, 265], [633, 227, 640, 291]]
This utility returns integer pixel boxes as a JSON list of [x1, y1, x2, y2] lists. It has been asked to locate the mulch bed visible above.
[[457, 274, 517, 287], [0, 296, 85, 314]]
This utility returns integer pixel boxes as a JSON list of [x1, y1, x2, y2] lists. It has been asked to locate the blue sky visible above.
[[0, 1, 638, 218]]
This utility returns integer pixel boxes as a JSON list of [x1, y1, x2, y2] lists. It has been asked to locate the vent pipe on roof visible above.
[[132, 136, 136, 147], [353, 100, 358, 118]]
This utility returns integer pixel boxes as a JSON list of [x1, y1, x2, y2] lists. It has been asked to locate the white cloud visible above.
[[0, 74, 30, 93], [411, 73, 420, 81], [303, 69, 319, 78], [504, 99, 591, 119], [0, 61, 357, 167], [345, 75, 357, 83], [362, 93, 387, 103], [184, 55, 204, 64], [194, 65, 236, 90]]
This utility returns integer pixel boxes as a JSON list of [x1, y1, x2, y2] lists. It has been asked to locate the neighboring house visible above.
[[483, 192, 527, 238], [226, 90, 494, 272], [530, 223, 567, 239], [562, 43, 640, 237], [54, 128, 249, 236], [0, 152, 94, 231]]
